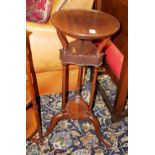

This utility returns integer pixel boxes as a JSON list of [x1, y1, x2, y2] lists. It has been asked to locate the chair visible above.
[[97, 41, 128, 122], [96, 0, 128, 122], [26, 32, 42, 143]]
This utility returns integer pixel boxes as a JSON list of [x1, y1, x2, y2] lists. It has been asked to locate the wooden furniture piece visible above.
[[26, 33, 42, 143], [26, 0, 95, 96], [43, 9, 120, 147], [96, 0, 128, 122], [94, 0, 102, 11]]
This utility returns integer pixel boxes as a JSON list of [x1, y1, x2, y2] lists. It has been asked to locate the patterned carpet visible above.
[[26, 70, 128, 155]]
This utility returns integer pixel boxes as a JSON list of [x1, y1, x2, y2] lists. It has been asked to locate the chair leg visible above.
[[112, 62, 128, 122]]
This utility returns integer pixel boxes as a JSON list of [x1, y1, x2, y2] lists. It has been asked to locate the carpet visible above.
[[26, 69, 128, 155]]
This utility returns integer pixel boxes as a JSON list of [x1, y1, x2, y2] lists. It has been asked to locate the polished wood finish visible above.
[[26, 108, 38, 139], [26, 33, 42, 143], [94, 0, 102, 11], [77, 66, 83, 94], [52, 9, 120, 40], [89, 67, 98, 111], [59, 40, 103, 66], [113, 58, 128, 120], [96, 0, 128, 122], [62, 64, 67, 110], [44, 10, 120, 147]]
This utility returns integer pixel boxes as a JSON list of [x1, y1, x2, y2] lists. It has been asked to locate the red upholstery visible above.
[[96, 40, 124, 79], [26, 0, 54, 23], [105, 41, 124, 79]]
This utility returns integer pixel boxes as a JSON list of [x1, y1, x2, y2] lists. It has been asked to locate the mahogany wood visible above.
[[51, 9, 120, 40], [26, 108, 38, 139], [26, 32, 43, 143], [62, 64, 67, 110], [77, 66, 83, 94], [94, 0, 102, 11], [59, 39, 103, 66], [112, 55, 128, 120], [96, 38, 110, 56], [44, 9, 120, 147], [89, 67, 98, 111], [96, 0, 128, 122]]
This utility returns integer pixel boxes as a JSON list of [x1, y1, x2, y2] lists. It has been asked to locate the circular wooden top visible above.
[[51, 9, 120, 40]]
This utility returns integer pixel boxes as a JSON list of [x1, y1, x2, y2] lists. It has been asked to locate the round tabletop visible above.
[[51, 9, 120, 40]]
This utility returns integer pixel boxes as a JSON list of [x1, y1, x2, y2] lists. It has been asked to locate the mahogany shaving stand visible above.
[[43, 10, 120, 147]]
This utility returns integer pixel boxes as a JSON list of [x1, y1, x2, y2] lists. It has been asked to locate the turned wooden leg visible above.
[[77, 66, 83, 95], [89, 115, 112, 147], [89, 67, 98, 111], [62, 64, 67, 110]]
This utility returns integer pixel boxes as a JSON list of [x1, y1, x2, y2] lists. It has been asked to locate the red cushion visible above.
[[26, 0, 54, 23], [105, 41, 124, 79], [95, 40, 124, 79]]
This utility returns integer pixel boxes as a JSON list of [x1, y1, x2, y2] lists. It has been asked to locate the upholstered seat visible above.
[[104, 41, 124, 79]]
